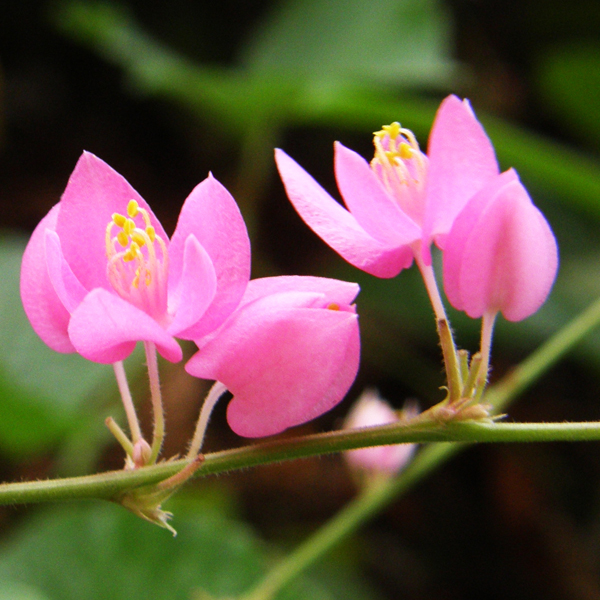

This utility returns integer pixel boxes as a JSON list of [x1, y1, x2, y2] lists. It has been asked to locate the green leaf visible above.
[[240, 0, 457, 87], [0, 502, 382, 600], [0, 235, 114, 457], [536, 42, 600, 151]]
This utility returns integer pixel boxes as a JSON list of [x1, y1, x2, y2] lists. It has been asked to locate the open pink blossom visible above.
[[186, 276, 360, 438], [443, 169, 558, 321], [344, 389, 416, 475], [20, 152, 251, 363], [275, 95, 500, 277]]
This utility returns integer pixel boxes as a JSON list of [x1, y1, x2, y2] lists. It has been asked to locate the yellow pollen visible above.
[[112, 213, 127, 228], [127, 200, 139, 217], [146, 226, 156, 242], [399, 142, 413, 159], [327, 303, 340, 311], [131, 232, 146, 247], [117, 231, 129, 248], [123, 219, 135, 235]]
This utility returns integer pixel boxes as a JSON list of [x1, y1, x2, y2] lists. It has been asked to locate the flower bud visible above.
[[443, 169, 558, 321], [344, 389, 416, 476]]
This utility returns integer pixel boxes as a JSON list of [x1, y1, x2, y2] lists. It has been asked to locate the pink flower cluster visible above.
[[276, 95, 558, 322], [20, 153, 359, 437]]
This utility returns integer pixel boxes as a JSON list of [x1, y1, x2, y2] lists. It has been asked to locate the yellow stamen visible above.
[[117, 231, 129, 248], [146, 226, 156, 242], [124, 219, 135, 235], [327, 303, 340, 311], [131, 232, 146, 247], [112, 213, 127, 228], [399, 142, 413, 159], [127, 200, 139, 218]]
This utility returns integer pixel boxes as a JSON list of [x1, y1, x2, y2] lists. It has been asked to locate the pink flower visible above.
[[186, 276, 360, 438], [442, 169, 558, 321], [275, 95, 499, 277], [344, 389, 416, 475], [20, 152, 251, 363]]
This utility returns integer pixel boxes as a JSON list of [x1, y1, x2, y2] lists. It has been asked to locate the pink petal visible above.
[[443, 170, 558, 321], [186, 291, 360, 437], [20, 204, 75, 353], [68, 288, 182, 363], [334, 142, 420, 246], [276, 149, 414, 278], [45, 230, 88, 314], [167, 235, 217, 337], [241, 275, 360, 308], [423, 95, 500, 247], [56, 152, 168, 292], [168, 174, 251, 338]]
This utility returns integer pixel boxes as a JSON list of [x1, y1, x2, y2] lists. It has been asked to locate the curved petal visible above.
[[69, 288, 182, 363], [167, 235, 217, 337], [20, 204, 75, 353], [276, 149, 414, 278], [186, 292, 360, 437], [169, 174, 251, 338], [56, 152, 168, 292], [443, 170, 558, 321], [443, 170, 518, 310], [240, 275, 360, 309], [423, 95, 500, 246], [334, 143, 420, 246], [45, 230, 88, 314]]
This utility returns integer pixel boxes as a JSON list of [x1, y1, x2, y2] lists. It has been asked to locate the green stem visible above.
[[2, 420, 600, 506], [240, 443, 457, 600], [1, 296, 600, 508], [145, 342, 164, 464]]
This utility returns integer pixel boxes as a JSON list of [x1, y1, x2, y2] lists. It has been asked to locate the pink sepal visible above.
[[423, 95, 499, 249], [55, 152, 168, 292], [275, 149, 414, 278], [20, 204, 75, 353], [169, 174, 251, 339], [167, 235, 217, 337], [443, 169, 558, 321], [68, 288, 183, 363], [187, 287, 360, 438], [334, 142, 420, 246], [44, 230, 88, 314]]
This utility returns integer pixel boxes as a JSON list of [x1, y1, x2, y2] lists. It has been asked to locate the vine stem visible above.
[[1, 295, 600, 509]]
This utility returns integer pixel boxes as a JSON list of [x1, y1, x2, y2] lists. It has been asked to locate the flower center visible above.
[[105, 200, 169, 322], [371, 122, 428, 223]]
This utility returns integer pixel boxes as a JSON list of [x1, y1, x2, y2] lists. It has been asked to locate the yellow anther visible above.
[[382, 122, 401, 139], [327, 303, 340, 311], [124, 219, 135, 235], [399, 142, 413, 159], [127, 200, 139, 218], [117, 231, 129, 248], [123, 242, 141, 262], [112, 213, 127, 228], [146, 225, 156, 242], [131, 232, 146, 247]]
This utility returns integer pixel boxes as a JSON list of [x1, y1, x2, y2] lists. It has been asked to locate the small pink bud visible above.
[[443, 169, 558, 321], [132, 438, 152, 468], [344, 390, 416, 476]]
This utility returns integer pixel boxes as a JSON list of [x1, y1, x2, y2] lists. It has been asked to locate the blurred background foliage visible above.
[[1, 0, 600, 598]]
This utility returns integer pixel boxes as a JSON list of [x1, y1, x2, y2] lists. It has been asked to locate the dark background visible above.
[[1, 1, 600, 599]]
